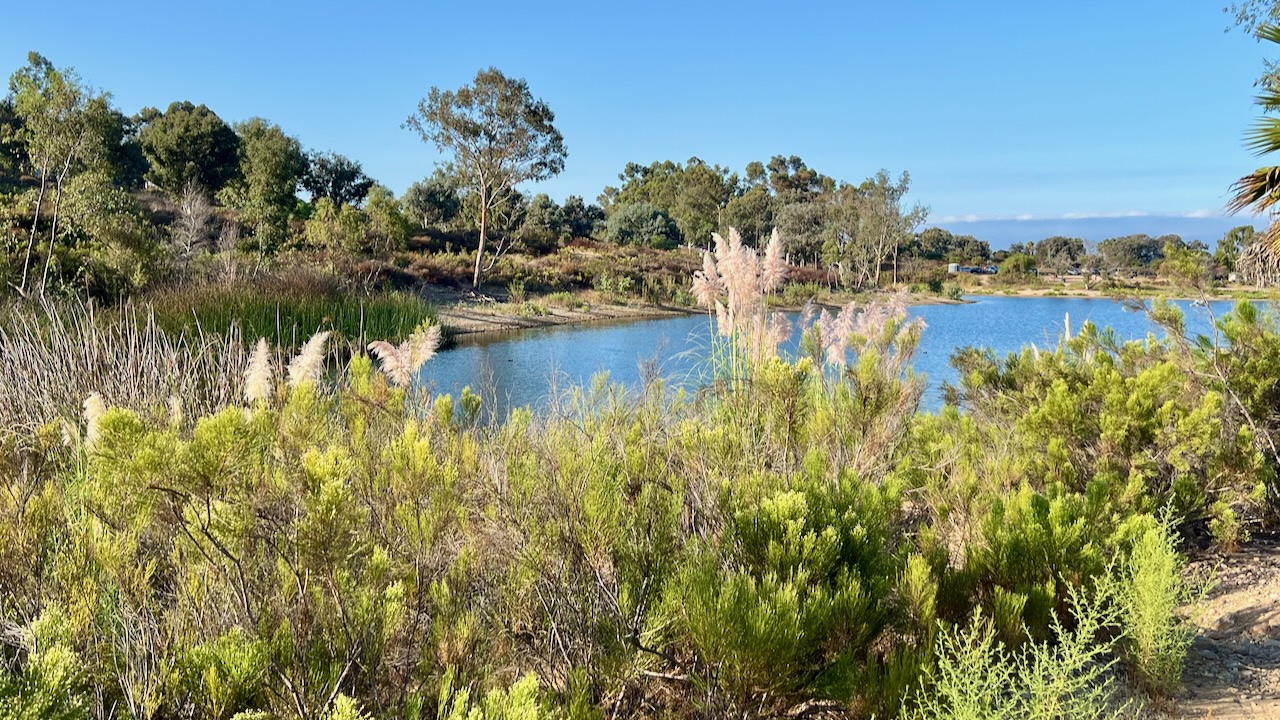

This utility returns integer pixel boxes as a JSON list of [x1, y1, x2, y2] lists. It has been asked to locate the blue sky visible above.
[[1, 1, 1272, 246]]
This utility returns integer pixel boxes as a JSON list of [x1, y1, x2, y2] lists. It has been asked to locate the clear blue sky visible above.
[[1, 1, 1272, 244]]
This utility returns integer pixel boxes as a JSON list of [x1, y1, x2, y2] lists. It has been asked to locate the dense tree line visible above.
[[0, 51, 1260, 301]]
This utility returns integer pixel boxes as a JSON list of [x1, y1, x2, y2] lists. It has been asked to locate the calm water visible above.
[[422, 296, 1260, 417]]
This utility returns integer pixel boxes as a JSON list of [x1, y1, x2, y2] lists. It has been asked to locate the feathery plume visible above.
[[761, 228, 788, 292], [800, 299, 816, 329], [287, 330, 331, 388], [244, 338, 274, 404], [83, 392, 105, 451], [368, 324, 443, 387], [168, 396, 183, 428], [691, 251, 721, 308], [714, 301, 731, 337], [1064, 312, 1072, 341]]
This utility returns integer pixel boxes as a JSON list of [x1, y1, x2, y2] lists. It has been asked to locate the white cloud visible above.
[[1184, 208, 1213, 218]]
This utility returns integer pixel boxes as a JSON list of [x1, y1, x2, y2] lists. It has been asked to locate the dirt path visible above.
[[1177, 535, 1280, 719]]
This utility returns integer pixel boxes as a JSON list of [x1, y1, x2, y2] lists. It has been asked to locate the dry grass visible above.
[[0, 300, 249, 437]]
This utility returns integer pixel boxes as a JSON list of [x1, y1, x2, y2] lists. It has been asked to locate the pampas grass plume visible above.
[[244, 338, 275, 405], [287, 331, 331, 388], [369, 324, 443, 387], [83, 392, 105, 451], [762, 228, 787, 292]]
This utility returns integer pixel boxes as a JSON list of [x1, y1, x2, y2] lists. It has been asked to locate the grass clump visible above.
[[142, 277, 436, 350]]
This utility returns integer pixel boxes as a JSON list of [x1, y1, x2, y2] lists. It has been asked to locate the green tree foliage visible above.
[[767, 154, 833, 200], [363, 184, 410, 254], [8, 52, 116, 295], [605, 202, 680, 249], [1217, 224, 1255, 271], [406, 67, 567, 288], [905, 227, 991, 264], [560, 194, 604, 239], [137, 101, 240, 196], [217, 117, 305, 253], [0, 97, 22, 183], [820, 170, 928, 288], [301, 151, 374, 208], [1031, 236, 1084, 271], [402, 168, 462, 229], [997, 252, 1036, 276], [1096, 233, 1172, 272], [601, 157, 737, 246]]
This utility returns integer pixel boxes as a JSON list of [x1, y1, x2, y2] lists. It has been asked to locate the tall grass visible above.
[[142, 282, 437, 350], [0, 300, 247, 436]]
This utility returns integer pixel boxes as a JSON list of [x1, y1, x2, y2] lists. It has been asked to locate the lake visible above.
[[421, 296, 1262, 417]]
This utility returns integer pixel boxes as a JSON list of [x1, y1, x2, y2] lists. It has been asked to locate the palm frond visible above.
[[1244, 117, 1280, 155], [1227, 166, 1280, 214]]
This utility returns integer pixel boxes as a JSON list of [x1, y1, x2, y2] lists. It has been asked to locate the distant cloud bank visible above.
[[926, 213, 1266, 250]]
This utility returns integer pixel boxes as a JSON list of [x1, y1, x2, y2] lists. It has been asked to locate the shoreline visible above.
[[436, 301, 695, 337], [430, 282, 1280, 340], [965, 286, 1279, 302]]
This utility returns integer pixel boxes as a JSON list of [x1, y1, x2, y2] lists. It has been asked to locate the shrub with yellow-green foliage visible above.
[[2, 270, 1278, 719]]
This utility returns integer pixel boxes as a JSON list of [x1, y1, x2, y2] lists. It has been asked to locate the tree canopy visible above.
[[405, 67, 566, 289], [136, 101, 240, 195]]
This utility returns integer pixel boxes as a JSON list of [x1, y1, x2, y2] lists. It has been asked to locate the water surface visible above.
[[422, 296, 1258, 417]]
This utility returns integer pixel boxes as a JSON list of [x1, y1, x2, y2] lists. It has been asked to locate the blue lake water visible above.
[[422, 296, 1264, 417]]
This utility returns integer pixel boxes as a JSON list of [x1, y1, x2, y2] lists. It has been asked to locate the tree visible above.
[[1032, 236, 1085, 271], [402, 168, 462, 228], [1217, 225, 1256, 271], [405, 67, 566, 289], [1097, 234, 1169, 271], [599, 157, 737, 246], [561, 195, 604, 239], [822, 170, 927, 288], [136, 101, 240, 195], [217, 118, 305, 252], [605, 202, 680, 249], [9, 52, 110, 294], [363, 184, 411, 254], [0, 97, 21, 183], [301, 151, 373, 208]]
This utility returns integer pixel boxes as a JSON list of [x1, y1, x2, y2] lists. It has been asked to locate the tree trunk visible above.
[[892, 239, 899, 286], [40, 156, 75, 295], [472, 190, 488, 289], [19, 167, 49, 295]]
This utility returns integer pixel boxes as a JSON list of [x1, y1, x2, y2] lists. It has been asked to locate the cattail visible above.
[[83, 392, 105, 451], [287, 331, 331, 388], [244, 338, 274, 404]]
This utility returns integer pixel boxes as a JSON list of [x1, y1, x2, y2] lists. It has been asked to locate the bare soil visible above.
[[1175, 533, 1280, 719]]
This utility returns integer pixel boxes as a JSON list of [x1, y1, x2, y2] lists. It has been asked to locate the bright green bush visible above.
[[1109, 517, 1196, 700]]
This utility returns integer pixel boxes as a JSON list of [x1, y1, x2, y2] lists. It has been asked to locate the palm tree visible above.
[[1229, 25, 1280, 257]]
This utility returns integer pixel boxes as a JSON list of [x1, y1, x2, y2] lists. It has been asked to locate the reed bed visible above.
[[0, 300, 248, 436], [143, 282, 437, 350]]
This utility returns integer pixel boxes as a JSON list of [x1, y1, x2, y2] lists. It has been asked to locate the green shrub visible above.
[[907, 589, 1132, 720], [1109, 517, 1196, 700]]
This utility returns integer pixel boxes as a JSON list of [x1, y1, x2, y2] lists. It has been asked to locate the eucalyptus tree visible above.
[[405, 67, 566, 288], [9, 52, 109, 294]]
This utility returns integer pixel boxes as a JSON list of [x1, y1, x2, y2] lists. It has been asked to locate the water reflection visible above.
[[422, 296, 1263, 418]]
